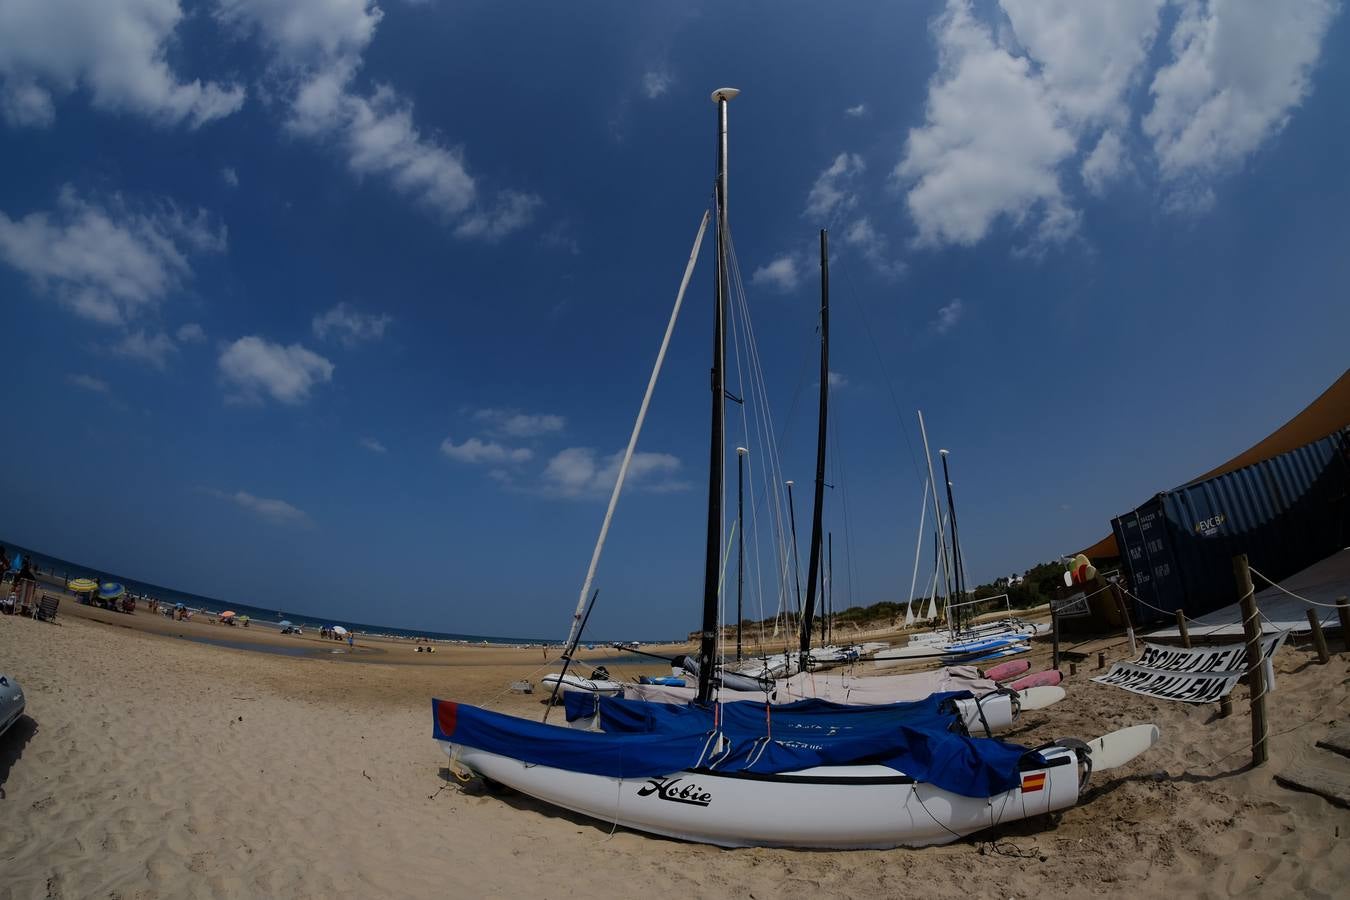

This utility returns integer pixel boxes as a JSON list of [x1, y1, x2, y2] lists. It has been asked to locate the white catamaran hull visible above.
[[440, 742, 1081, 849]]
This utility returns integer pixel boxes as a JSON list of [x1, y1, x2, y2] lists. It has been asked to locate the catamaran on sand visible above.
[[433, 88, 1158, 850]]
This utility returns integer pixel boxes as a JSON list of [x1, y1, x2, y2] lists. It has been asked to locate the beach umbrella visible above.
[[332, 625, 348, 636], [220, 610, 236, 619], [67, 578, 98, 594], [98, 582, 125, 600], [175, 602, 186, 610], [279, 620, 294, 627], [239, 615, 250, 624]]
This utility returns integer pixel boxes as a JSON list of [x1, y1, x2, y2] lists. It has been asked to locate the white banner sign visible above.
[[1092, 632, 1288, 703]]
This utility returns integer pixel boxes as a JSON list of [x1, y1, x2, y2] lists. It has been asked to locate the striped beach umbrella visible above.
[[98, 582, 125, 600], [68, 578, 98, 594]]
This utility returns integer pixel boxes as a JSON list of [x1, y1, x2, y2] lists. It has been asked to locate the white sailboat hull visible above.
[[540, 674, 625, 696], [441, 742, 1081, 849]]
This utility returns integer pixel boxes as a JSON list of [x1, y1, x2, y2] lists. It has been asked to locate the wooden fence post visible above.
[[1306, 609, 1330, 664], [1114, 586, 1137, 656], [1233, 554, 1268, 767], [1338, 597, 1350, 653], [1051, 607, 1060, 671], [1097, 651, 1106, 670], [1176, 608, 1191, 649]]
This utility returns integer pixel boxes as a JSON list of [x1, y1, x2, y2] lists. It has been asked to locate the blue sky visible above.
[[1, 1, 1346, 639]]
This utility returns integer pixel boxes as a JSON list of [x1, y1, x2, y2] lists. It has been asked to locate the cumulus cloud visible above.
[[0, 0, 245, 128], [932, 298, 965, 334], [751, 255, 801, 293], [897, 0, 1334, 244], [805, 153, 866, 220], [452, 190, 543, 241], [540, 447, 687, 500], [205, 488, 309, 524], [359, 436, 387, 453], [66, 373, 110, 393], [0, 185, 226, 326], [896, 1, 1079, 250], [827, 371, 848, 389], [112, 329, 178, 369], [440, 436, 532, 464], [1143, 0, 1338, 198], [311, 302, 392, 346], [221, 167, 239, 188], [842, 217, 906, 279], [220, 0, 537, 237], [642, 69, 673, 99], [176, 322, 206, 343], [471, 408, 565, 439], [844, 103, 868, 118], [218, 336, 335, 405]]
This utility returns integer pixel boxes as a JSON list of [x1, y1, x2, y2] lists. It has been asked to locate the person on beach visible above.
[[347, 633, 354, 649]]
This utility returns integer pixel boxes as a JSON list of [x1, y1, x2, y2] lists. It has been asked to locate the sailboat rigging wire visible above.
[[835, 256, 925, 486], [563, 210, 711, 652], [906, 478, 930, 622]]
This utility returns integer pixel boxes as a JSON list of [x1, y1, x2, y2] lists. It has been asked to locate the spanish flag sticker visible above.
[[1021, 773, 1047, 793]]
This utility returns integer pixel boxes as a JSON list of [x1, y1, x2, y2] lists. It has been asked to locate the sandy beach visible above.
[[2, 600, 1347, 899]]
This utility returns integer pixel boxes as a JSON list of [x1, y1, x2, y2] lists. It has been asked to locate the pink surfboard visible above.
[[1010, 669, 1064, 691], [983, 659, 1032, 682]]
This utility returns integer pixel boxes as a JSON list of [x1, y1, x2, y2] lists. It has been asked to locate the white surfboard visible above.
[[1085, 723, 1161, 770], [1017, 685, 1066, 711]]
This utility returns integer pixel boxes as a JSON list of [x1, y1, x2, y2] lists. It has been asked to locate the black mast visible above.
[[786, 480, 803, 622], [799, 229, 830, 670], [825, 531, 833, 645], [736, 445, 747, 663], [697, 88, 738, 705], [939, 449, 964, 628]]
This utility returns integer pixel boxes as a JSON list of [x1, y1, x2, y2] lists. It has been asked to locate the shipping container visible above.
[[1111, 427, 1350, 623]]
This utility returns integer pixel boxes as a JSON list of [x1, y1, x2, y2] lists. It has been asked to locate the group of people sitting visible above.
[[0, 546, 39, 616]]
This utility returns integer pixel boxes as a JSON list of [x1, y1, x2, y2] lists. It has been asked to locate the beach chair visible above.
[[35, 594, 59, 623]]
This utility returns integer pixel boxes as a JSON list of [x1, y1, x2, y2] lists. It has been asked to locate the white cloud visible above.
[[221, 0, 538, 238], [1081, 129, 1129, 195], [844, 103, 868, 118], [312, 302, 392, 346], [999, 0, 1165, 129], [642, 69, 673, 99], [842, 217, 906, 279], [751, 255, 801, 293], [112, 329, 177, 369], [359, 436, 387, 453], [896, 1, 1079, 249], [218, 336, 334, 405], [176, 322, 206, 343], [1143, 0, 1338, 189], [0, 0, 245, 128], [221, 167, 239, 188], [540, 447, 687, 500], [206, 488, 309, 525], [67, 373, 110, 393], [440, 436, 532, 464], [452, 190, 543, 241], [932, 298, 965, 334], [827, 371, 848, 389], [805, 153, 866, 220], [0, 185, 226, 326], [472, 408, 566, 438]]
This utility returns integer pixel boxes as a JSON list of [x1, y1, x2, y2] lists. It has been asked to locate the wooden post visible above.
[[1219, 695, 1232, 718], [1338, 597, 1350, 653], [1097, 651, 1106, 670], [1306, 609, 1330, 664], [1233, 554, 1268, 767], [1114, 586, 1136, 656], [1176, 608, 1191, 649], [1051, 607, 1060, 671], [1069, 662, 1077, 677]]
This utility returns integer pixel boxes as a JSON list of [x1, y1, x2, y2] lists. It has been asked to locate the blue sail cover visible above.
[[563, 692, 968, 738], [433, 698, 1040, 798]]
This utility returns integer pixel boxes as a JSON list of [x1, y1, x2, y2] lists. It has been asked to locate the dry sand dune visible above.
[[1, 604, 1347, 899]]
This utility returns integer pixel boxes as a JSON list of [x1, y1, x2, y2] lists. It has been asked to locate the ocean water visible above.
[[1, 540, 595, 645]]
